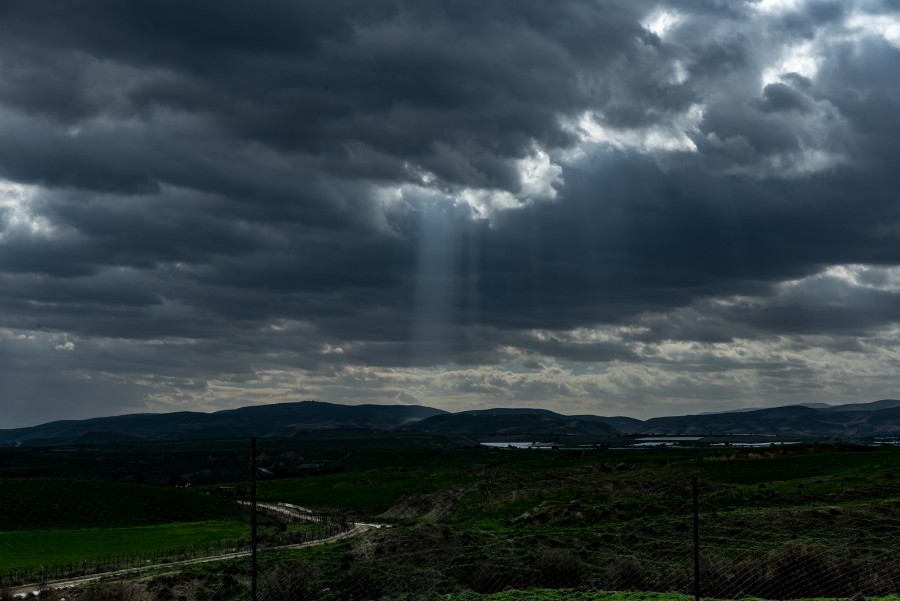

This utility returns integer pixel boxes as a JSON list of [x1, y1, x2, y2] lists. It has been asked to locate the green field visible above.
[[0, 477, 240, 530], [0, 476, 250, 577], [0, 520, 248, 572]]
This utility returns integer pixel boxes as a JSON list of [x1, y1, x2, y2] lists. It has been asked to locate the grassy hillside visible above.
[[248, 444, 900, 599]]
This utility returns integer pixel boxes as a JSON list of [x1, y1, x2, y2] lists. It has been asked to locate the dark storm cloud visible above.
[[1, 0, 900, 426], [478, 156, 900, 327], [0, 0, 655, 195], [754, 82, 814, 112], [781, 0, 848, 35], [724, 278, 900, 336]]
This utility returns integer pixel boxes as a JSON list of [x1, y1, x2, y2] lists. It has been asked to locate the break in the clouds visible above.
[[1, 0, 899, 427]]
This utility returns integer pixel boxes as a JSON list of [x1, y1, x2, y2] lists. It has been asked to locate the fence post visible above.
[[251, 437, 258, 601], [692, 475, 701, 601]]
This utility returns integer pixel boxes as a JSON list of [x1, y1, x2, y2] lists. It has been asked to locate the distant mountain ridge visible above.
[[0, 401, 445, 446], [2, 399, 900, 446], [411, 409, 618, 436], [821, 399, 900, 412], [638, 401, 900, 436]]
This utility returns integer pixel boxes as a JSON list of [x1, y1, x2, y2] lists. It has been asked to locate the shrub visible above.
[[458, 558, 518, 594], [258, 562, 324, 601], [765, 542, 847, 599], [78, 582, 143, 601], [699, 554, 766, 599], [333, 562, 385, 601], [533, 548, 589, 589], [602, 555, 646, 590]]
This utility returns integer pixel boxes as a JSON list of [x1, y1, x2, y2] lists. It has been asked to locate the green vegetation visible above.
[[0, 476, 249, 580], [257, 461, 481, 515], [4, 439, 900, 600], [0, 478, 239, 530], [259, 445, 900, 599], [402, 594, 696, 601], [385, 594, 900, 601], [0, 520, 247, 571]]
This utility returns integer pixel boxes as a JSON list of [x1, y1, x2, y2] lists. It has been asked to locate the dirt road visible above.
[[10, 520, 372, 598]]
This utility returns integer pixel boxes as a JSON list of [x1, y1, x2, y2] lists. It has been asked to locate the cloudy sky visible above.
[[2, 0, 900, 427]]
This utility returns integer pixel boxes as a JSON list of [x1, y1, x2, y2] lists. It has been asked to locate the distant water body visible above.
[[480, 442, 554, 449]]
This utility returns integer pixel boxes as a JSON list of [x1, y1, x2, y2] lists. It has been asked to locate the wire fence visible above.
[[1, 439, 899, 600]]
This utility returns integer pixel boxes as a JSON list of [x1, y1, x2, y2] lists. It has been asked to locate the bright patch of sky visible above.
[[0, 179, 55, 240], [376, 146, 561, 220], [846, 13, 900, 48], [566, 104, 703, 154], [517, 147, 562, 201], [54, 338, 76, 352], [766, 148, 846, 178], [774, 264, 900, 294], [527, 327, 621, 345], [823, 265, 900, 292], [641, 8, 682, 38], [0, 178, 30, 209], [759, 3, 900, 91], [450, 146, 562, 217], [454, 188, 520, 218], [753, 0, 805, 14], [671, 60, 688, 85], [761, 40, 821, 89]]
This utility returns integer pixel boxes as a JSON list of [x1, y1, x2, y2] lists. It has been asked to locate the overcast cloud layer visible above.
[[2, 0, 900, 427]]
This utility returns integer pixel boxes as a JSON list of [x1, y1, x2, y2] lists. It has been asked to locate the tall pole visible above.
[[251, 437, 258, 601], [692, 475, 701, 601]]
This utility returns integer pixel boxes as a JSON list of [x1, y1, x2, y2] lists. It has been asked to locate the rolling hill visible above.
[[0, 401, 445, 446], [4, 399, 900, 446], [640, 403, 900, 436], [410, 409, 619, 436]]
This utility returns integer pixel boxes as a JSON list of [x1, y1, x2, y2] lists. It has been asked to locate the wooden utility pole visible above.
[[693, 475, 701, 601], [251, 437, 258, 601]]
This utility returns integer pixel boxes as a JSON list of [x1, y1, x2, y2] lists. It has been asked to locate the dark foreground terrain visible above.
[[2, 433, 900, 600]]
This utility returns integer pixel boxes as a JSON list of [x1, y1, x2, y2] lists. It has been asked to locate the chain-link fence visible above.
[[2, 439, 899, 600]]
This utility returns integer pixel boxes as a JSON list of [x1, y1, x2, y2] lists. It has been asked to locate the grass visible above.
[[385, 594, 900, 601], [391, 593, 691, 601], [0, 476, 252, 576], [0, 520, 248, 571], [0, 478, 239, 530], [249, 446, 900, 540], [253, 448, 518, 515], [6, 440, 900, 598], [252, 445, 900, 598], [254, 447, 658, 517], [256, 467, 480, 515]]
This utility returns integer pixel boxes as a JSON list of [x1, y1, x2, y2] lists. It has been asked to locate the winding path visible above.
[[10, 503, 381, 599]]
